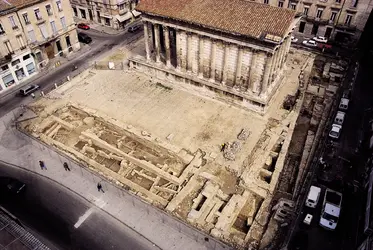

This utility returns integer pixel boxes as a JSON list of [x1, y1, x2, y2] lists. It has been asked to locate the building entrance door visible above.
[[88, 9, 93, 20], [325, 27, 333, 38], [311, 24, 319, 35], [45, 43, 54, 59]]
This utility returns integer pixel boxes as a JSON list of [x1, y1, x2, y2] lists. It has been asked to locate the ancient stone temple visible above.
[[130, 0, 298, 113]]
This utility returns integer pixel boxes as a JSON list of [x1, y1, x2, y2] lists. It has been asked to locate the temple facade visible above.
[[130, 0, 299, 113]]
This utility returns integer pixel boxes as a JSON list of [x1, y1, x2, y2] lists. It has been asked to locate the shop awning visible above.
[[115, 12, 132, 23], [131, 10, 141, 17]]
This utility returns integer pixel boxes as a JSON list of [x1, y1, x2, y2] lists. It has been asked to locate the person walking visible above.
[[39, 160, 47, 170], [97, 182, 104, 193], [63, 162, 71, 171]]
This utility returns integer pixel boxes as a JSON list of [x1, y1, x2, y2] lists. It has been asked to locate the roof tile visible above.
[[137, 0, 296, 39]]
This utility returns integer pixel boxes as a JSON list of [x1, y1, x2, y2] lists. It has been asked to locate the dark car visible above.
[[17, 84, 39, 97], [77, 23, 90, 30], [78, 33, 92, 44], [0, 177, 26, 195], [128, 25, 140, 33]]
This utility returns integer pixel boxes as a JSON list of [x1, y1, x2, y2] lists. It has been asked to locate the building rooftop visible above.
[[0, 0, 43, 13], [137, 0, 296, 40]]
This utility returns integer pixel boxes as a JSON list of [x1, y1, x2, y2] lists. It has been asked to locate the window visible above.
[[46, 4, 53, 15], [264, 0, 269, 3], [345, 14, 353, 25], [56, 0, 62, 11], [26, 62, 36, 74], [11, 59, 20, 66], [65, 35, 71, 47], [39, 24, 49, 39], [303, 6, 309, 15], [278, 1, 284, 7], [15, 68, 25, 80], [2, 74, 15, 87], [351, 0, 358, 7], [50, 21, 57, 34], [118, 3, 125, 9], [330, 12, 337, 21], [16, 35, 25, 49], [60, 16, 66, 29], [22, 13, 30, 24], [4, 41, 13, 54], [9, 16, 17, 29], [34, 8, 42, 20], [1, 65, 9, 71], [23, 54, 31, 60], [290, 3, 296, 10], [336, 0, 341, 3], [28, 29, 36, 43], [316, 9, 323, 18], [0, 23, 5, 34]]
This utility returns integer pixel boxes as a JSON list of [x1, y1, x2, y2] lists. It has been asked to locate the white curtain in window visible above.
[[60, 17, 66, 28], [26, 62, 35, 74], [28, 30, 36, 42], [50, 21, 57, 34], [39, 24, 49, 39]]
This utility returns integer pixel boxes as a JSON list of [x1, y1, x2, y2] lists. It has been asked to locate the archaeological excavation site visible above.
[[16, 48, 345, 249]]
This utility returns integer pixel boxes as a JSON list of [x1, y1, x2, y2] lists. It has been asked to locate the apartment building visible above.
[[0, 0, 80, 94], [263, 0, 373, 45], [71, 0, 140, 30]]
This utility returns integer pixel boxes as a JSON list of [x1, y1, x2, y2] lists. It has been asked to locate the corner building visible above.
[[130, 0, 298, 114]]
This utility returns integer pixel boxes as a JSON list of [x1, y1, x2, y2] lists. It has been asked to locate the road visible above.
[[0, 26, 143, 117], [0, 162, 158, 250], [289, 51, 371, 250]]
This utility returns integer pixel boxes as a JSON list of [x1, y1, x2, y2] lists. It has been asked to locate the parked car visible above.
[[317, 43, 333, 50], [329, 124, 342, 139], [128, 25, 140, 33], [78, 33, 92, 44], [302, 40, 317, 47], [291, 36, 298, 43], [339, 98, 350, 111], [342, 89, 351, 99], [305, 185, 321, 208], [334, 111, 346, 125], [18, 84, 39, 96], [313, 36, 328, 43], [0, 177, 26, 195], [319, 189, 342, 230], [77, 23, 90, 30]]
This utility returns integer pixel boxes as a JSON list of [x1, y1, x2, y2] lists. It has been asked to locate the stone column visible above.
[[198, 36, 204, 77], [186, 33, 192, 72], [249, 50, 258, 92], [176, 30, 181, 71], [210, 40, 217, 81], [154, 24, 161, 63], [273, 47, 281, 74], [163, 26, 171, 68], [268, 51, 276, 86], [235, 47, 243, 85], [144, 21, 151, 62], [222, 44, 230, 84], [261, 53, 274, 94], [279, 41, 286, 68]]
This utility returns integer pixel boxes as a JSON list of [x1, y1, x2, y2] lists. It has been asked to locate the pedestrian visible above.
[[63, 162, 71, 171], [221, 143, 226, 152], [97, 182, 104, 193], [39, 160, 47, 170]]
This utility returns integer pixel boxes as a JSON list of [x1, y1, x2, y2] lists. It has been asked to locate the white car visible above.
[[291, 36, 298, 43], [329, 124, 342, 139], [313, 36, 328, 43], [302, 40, 317, 47]]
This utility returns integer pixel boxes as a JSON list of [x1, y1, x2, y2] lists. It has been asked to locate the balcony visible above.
[[335, 23, 357, 32], [305, 16, 329, 25]]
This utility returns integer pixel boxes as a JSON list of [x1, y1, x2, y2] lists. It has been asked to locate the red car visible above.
[[77, 23, 90, 30]]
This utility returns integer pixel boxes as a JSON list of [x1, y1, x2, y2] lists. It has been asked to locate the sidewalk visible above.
[[0, 109, 231, 250]]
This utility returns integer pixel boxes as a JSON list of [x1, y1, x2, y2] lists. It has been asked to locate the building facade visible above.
[[71, 0, 140, 30], [0, 0, 80, 94], [130, 0, 298, 114], [264, 0, 373, 45]]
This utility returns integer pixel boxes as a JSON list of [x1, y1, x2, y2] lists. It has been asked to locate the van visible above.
[[78, 33, 92, 44], [305, 185, 321, 208], [339, 98, 349, 110], [18, 84, 39, 96], [334, 111, 346, 125]]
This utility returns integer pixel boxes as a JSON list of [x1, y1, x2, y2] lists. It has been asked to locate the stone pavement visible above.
[[0, 109, 231, 250]]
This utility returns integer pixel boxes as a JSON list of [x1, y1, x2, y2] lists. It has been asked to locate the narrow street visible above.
[[0, 27, 143, 117], [290, 51, 373, 250]]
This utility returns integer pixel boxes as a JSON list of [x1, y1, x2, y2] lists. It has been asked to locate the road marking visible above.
[[74, 196, 107, 229], [74, 208, 93, 228]]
